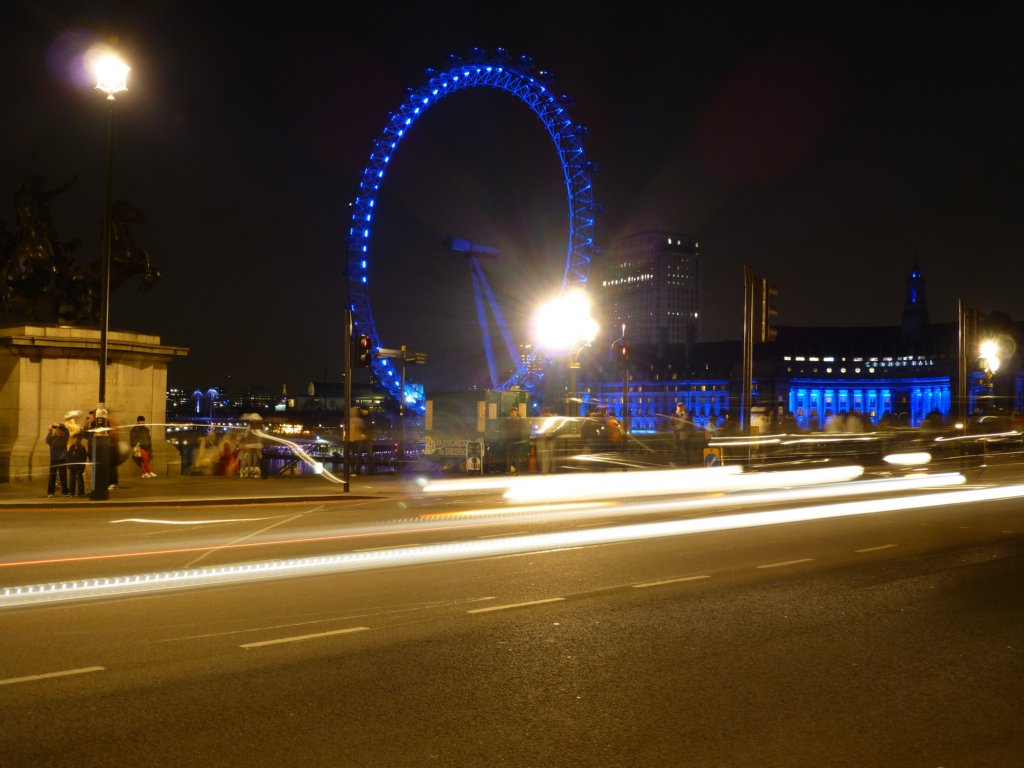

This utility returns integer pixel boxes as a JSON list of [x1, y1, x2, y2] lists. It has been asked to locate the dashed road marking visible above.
[[467, 597, 565, 614], [856, 544, 898, 553], [241, 626, 369, 648], [0, 666, 105, 686], [756, 558, 814, 569], [633, 575, 710, 588]]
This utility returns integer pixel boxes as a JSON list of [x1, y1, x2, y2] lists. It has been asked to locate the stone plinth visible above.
[[0, 325, 189, 483]]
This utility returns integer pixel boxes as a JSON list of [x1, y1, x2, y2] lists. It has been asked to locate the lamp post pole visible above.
[[568, 349, 581, 418], [89, 95, 115, 500], [89, 52, 129, 499]]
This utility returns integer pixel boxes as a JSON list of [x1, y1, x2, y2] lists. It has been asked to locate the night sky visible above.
[[2, 2, 1019, 395]]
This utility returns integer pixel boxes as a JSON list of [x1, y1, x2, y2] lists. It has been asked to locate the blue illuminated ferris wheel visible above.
[[345, 48, 597, 413]]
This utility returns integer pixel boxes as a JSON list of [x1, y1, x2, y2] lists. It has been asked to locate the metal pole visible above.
[[568, 352, 580, 418], [342, 307, 352, 492], [741, 265, 754, 437], [399, 346, 407, 470], [90, 98, 115, 500], [621, 323, 629, 442]]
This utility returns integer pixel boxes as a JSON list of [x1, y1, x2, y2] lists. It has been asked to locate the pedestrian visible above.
[[580, 405, 605, 455], [44, 418, 70, 497], [670, 403, 692, 466], [536, 407, 569, 474], [130, 415, 156, 478], [66, 432, 88, 496], [105, 410, 120, 490], [503, 405, 529, 473], [348, 409, 368, 473], [63, 409, 83, 440], [240, 415, 264, 478]]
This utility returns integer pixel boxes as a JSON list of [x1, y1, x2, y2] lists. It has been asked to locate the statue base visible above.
[[0, 325, 189, 484]]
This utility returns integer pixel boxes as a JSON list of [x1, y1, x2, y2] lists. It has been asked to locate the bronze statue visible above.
[[0, 174, 160, 325]]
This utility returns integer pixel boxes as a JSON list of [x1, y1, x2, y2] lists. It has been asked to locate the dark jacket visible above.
[[129, 423, 153, 452], [67, 440, 88, 467], [45, 423, 70, 462]]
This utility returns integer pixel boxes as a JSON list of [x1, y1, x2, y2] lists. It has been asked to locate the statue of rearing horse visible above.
[[0, 175, 80, 320]]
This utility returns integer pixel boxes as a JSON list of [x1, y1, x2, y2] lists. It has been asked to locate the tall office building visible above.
[[599, 231, 700, 346]]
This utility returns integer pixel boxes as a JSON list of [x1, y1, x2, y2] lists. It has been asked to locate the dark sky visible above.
[[2, 2, 1020, 395]]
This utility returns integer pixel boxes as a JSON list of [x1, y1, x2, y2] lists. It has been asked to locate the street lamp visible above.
[[978, 338, 1001, 417], [532, 289, 599, 417], [88, 48, 130, 501]]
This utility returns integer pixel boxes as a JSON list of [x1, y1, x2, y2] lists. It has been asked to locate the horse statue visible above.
[[0, 175, 80, 320], [56, 200, 161, 325]]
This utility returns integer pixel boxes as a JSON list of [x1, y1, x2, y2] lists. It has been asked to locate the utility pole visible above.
[[621, 323, 629, 440], [342, 307, 352, 492], [957, 299, 978, 428], [741, 266, 755, 437]]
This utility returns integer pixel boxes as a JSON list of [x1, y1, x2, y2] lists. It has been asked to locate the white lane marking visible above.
[[856, 544, 898, 553], [633, 575, 710, 588], [112, 517, 268, 525], [353, 542, 424, 552], [0, 666, 105, 686], [467, 597, 565, 614], [240, 626, 369, 648], [184, 506, 325, 568], [757, 558, 814, 569]]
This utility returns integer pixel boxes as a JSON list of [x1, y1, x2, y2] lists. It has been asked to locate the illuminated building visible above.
[[599, 231, 700, 347], [582, 263, 1023, 431]]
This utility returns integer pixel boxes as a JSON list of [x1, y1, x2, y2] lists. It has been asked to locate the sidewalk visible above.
[[0, 471, 413, 508]]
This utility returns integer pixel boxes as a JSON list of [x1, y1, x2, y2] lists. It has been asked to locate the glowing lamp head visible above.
[[91, 50, 130, 99], [533, 290, 599, 353]]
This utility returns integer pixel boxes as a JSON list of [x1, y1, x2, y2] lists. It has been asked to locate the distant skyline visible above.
[[2, 2, 1019, 394]]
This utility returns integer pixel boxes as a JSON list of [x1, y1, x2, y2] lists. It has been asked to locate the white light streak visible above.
[[3, 477, 1017, 610], [883, 452, 932, 466], [502, 465, 861, 503]]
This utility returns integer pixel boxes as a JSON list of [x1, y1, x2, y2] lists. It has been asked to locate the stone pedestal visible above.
[[0, 325, 189, 484]]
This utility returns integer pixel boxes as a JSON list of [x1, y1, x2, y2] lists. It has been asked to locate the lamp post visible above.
[[532, 290, 599, 418], [89, 49, 130, 501], [978, 338, 1001, 418]]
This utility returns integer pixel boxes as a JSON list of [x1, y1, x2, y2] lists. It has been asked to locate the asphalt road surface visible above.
[[2, 468, 1023, 766]]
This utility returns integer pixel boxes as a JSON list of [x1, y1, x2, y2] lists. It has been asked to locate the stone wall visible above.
[[0, 325, 188, 483]]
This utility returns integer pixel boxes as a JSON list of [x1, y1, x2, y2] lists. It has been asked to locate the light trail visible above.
[[500, 464, 863, 503], [3, 480, 1022, 610], [0, 471, 966, 572]]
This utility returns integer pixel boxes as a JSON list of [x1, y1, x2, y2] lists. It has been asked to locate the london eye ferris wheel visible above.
[[345, 47, 597, 414]]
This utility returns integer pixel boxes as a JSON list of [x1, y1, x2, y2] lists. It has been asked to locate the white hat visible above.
[[64, 410, 81, 420]]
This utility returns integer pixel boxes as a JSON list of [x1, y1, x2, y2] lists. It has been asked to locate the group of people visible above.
[[188, 420, 264, 477], [44, 411, 154, 497]]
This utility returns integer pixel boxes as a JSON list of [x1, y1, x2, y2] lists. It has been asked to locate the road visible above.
[[2, 465, 1023, 766]]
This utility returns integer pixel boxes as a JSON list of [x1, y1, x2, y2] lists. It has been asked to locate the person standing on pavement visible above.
[[130, 415, 156, 478], [66, 433, 88, 496], [106, 411, 121, 489], [44, 418, 70, 497]]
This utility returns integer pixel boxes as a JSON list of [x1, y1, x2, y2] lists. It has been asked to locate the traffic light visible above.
[[758, 277, 779, 343], [352, 334, 373, 367]]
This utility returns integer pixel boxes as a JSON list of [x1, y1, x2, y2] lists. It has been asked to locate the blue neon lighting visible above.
[[345, 48, 596, 410]]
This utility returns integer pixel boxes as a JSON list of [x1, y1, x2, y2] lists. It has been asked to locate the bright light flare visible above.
[[89, 48, 130, 97], [532, 290, 598, 352]]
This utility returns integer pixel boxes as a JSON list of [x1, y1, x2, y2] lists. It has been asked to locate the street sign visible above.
[[703, 447, 723, 467]]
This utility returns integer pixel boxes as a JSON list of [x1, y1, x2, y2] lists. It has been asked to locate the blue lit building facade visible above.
[[579, 264, 1023, 431]]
